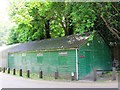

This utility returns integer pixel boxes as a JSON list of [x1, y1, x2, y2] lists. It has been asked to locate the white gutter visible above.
[[76, 49, 78, 80]]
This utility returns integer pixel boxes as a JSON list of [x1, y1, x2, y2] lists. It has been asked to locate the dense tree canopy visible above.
[[7, 2, 120, 46], [92, 2, 120, 45]]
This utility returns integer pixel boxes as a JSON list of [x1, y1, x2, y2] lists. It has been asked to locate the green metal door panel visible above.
[[78, 51, 86, 79], [66, 50, 76, 73], [8, 50, 76, 79], [14, 53, 22, 69], [42, 52, 51, 74], [58, 50, 76, 75], [58, 56, 68, 66], [49, 52, 58, 66], [37, 57, 43, 64], [27, 52, 37, 64], [26, 52, 38, 72], [41, 52, 46, 74], [8, 52, 39, 72], [8, 54, 15, 69], [42, 51, 59, 75], [58, 54, 68, 75], [36, 56, 43, 71], [78, 51, 93, 79], [48, 51, 58, 75], [85, 51, 91, 74], [41, 50, 76, 77], [93, 34, 112, 70], [78, 33, 112, 80]]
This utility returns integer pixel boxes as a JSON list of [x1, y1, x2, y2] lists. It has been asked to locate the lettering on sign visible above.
[[37, 53, 43, 56], [80, 55, 85, 58], [59, 52, 67, 56]]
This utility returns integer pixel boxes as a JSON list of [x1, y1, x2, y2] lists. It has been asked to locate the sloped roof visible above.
[[0, 44, 20, 53], [8, 34, 90, 53]]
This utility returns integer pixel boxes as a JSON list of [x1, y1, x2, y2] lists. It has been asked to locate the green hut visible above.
[[8, 32, 112, 80]]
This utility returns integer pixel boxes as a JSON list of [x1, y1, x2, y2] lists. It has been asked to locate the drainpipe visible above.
[[76, 49, 78, 80]]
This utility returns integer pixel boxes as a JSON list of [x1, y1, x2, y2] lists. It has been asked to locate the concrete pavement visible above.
[[0, 72, 118, 88]]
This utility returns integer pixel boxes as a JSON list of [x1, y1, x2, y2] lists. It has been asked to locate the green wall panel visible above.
[[78, 33, 112, 79], [8, 54, 14, 68], [8, 50, 76, 79]]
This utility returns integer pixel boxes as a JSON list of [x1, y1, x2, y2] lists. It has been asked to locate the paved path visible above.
[[0, 72, 118, 88]]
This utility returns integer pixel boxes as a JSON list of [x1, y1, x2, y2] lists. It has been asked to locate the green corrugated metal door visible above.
[[78, 51, 86, 79], [27, 52, 38, 72], [78, 51, 93, 79], [8, 50, 76, 79], [14, 53, 22, 69], [85, 51, 92, 74], [42, 51, 58, 76], [58, 50, 76, 79], [22, 54, 27, 71], [49, 52, 58, 73], [37, 53, 43, 71], [8, 54, 14, 69], [58, 54, 68, 75]]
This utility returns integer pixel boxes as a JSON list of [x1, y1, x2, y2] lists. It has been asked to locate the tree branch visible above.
[[112, 27, 120, 34], [100, 15, 120, 40], [111, 3, 119, 14], [60, 21, 66, 32]]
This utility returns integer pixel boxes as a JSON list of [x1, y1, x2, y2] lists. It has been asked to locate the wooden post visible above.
[[27, 70, 30, 78], [118, 72, 120, 90], [112, 67, 116, 80], [13, 68, 16, 75], [19, 69, 22, 76], [8, 68, 10, 74], [55, 71, 58, 79], [39, 71, 43, 78], [0, 67, 1, 72], [3, 67, 5, 73], [71, 72, 75, 81], [93, 68, 97, 81]]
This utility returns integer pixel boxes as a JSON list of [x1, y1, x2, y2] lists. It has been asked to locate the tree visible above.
[[7, 2, 98, 43], [92, 2, 120, 45], [7, 26, 19, 44], [71, 3, 96, 34], [7, 1, 119, 46]]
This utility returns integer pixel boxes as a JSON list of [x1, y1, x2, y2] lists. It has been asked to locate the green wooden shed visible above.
[[8, 32, 112, 80]]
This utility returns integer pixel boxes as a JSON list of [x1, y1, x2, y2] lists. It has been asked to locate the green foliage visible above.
[[7, 27, 19, 44], [88, 30, 95, 41], [71, 3, 96, 34], [7, 2, 119, 45]]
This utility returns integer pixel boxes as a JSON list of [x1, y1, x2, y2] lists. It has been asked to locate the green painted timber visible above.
[[78, 33, 112, 79], [8, 50, 76, 79], [8, 33, 112, 80]]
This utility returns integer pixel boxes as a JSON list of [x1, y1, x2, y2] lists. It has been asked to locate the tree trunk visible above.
[[65, 29, 69, 36], [65, 4, 74, 36], [60, 20, 69, 36], [100, 16, 120, 40], [45, 20, 51, 38], [68, 17, 74, 35], [61, 17, 74, 36]]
